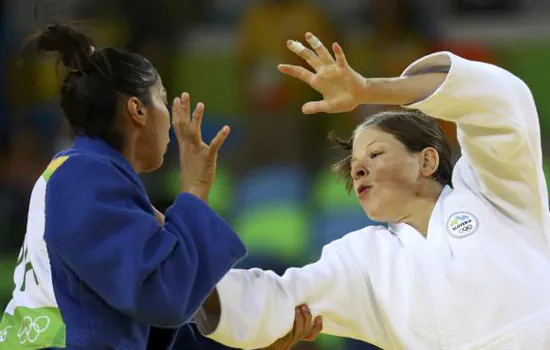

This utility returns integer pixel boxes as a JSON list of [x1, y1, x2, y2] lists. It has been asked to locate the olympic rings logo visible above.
[[458, 224, 473, 234], [17, 315, 50, 344], [0, 326, 12, 342]]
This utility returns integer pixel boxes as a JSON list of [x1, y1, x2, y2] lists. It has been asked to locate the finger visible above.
[[192, 102, 204, 143], [305, 32, 334, 64], [303, 316, 323, 342], [290, 307, 305, 343], [180, 92, 191, 127], [332, 42, 348, 68], [301, 305, 312, 335], [208, 125, 230, 155], [287, 40, 323, 72], [171, 97, 181, 132], [302, 100, 330, 115], [277, 64, 315, 86]]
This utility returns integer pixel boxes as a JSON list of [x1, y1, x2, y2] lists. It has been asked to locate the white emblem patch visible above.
[[447, 212, 478, 238]]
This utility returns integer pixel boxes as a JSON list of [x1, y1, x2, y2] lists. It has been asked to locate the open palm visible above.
[[277, 33, 366, 115], [172, 92, 230, 201]]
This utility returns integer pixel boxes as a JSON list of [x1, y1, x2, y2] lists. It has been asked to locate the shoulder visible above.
[[335, 224, 393, 244], [44, 151, 147, 214], [42, 153, 152, 246], [323, 224, 398, 258], [50, 151, 115, 177], [318, 225, 406, 298], [46, 151, 134, 191]]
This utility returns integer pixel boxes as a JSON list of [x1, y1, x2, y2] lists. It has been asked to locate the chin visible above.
[[142, 157, 164, 173], [362, 203, 386, 223]]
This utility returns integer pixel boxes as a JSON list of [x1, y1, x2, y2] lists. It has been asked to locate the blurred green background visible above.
[[1, 0, 549, 349]]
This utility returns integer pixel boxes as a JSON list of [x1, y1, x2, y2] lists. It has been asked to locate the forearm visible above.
[[362, 73, 447, 106], [195, 269, 296, 349]]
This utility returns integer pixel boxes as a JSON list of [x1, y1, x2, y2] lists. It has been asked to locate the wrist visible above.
[[359, 77, 400, 105], [202, 289, 221, 316], [361, 74, 446, 106], [358, 76, 373, 105], [180, 178, 210, 203], [188, 187, 209, 203], [361, 77, 410, 105]]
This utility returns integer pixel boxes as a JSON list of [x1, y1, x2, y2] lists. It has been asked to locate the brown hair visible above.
[[330, 109, 454, 192]]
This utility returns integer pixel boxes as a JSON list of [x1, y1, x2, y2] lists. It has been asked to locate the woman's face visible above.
[[136, 76, 171, 172], [351, 126, 423, 222]]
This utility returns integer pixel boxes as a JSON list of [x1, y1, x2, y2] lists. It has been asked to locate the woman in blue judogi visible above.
[[0, 24, 320, 350]]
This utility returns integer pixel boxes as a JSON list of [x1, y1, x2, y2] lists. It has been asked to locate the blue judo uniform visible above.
[[0, 135, 246, 350]]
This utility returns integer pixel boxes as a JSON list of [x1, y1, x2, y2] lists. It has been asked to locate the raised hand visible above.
[[277, 32, 367, 115], [172, 92, 230, 202]]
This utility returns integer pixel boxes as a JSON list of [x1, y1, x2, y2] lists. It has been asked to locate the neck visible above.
[[121, 134, 142, 173], [401, 182, 444, 236]]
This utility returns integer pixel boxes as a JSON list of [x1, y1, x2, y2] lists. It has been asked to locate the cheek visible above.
[[161, 113, 170, 134], [156, 102, 170, 128], [371, 158, 416, 187], [360, 156, 420, 220], [153, 106, 170, 136], [362, 162, 412, 220], [369, 158, 420, 206]]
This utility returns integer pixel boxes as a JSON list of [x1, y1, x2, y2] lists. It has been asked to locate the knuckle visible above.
[[301, 49, 313, 58]]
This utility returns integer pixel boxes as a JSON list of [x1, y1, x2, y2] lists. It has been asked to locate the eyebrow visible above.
[[351, 141, 381, 163]]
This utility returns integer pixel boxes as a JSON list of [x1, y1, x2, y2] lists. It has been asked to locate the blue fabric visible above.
[[172, 323, 238, 350], [43, 135, 246, 349]]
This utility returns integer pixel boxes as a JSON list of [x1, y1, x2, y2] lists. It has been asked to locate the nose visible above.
[[352, 165, 367, 181]]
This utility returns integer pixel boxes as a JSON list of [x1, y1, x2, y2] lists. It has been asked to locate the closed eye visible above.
[[370, 152, 383, 159]]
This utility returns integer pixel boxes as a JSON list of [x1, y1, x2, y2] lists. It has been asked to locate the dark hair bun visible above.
[[27, 23, 158, 152], [37, 24, 96, 73]]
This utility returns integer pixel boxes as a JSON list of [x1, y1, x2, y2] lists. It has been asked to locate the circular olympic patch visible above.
[[446, 212, 479, 238]]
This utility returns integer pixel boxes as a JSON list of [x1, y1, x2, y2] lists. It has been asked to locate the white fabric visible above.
[[5, 177, 58, 315], [195, 52, 550, 350]]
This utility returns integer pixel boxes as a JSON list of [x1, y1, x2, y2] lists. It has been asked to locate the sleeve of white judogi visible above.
[[401, 51, 550, 248], [194, 236, 388, 350]]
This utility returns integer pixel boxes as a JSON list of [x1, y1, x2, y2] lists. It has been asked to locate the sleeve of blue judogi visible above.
[[44, 154, 247, 327], [173, 323, 239, 350]]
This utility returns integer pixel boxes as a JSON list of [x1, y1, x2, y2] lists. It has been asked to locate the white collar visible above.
[[387, 185, 453, 237]]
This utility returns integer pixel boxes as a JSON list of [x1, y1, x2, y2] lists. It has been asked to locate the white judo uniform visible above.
[[195, 52, 550, 349]]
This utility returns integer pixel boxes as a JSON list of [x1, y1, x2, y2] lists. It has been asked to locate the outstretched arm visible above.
[[194, 240, 388, 349], [279, 33, 549, 250]]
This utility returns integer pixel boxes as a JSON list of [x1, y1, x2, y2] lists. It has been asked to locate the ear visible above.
[[419, 147, 440, 178], [125, 96, 147, 127]]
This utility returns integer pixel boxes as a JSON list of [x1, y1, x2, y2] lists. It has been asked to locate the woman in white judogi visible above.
[[195, 33, 550, 350]]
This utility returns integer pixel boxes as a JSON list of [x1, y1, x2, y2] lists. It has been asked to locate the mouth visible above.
[[357, 185, 372, 197]]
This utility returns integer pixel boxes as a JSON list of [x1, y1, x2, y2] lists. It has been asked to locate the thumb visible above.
[[209, 125, 231, 155], [302, 100, 329, 115]]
